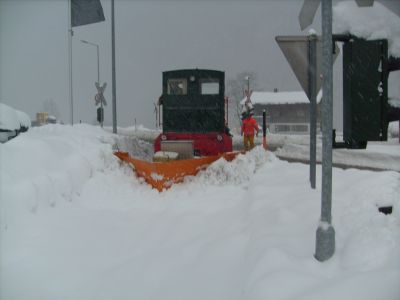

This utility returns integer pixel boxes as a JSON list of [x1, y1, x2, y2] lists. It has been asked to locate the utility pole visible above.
[[68, 0, 74, 125], [111, 0, 117, 134]]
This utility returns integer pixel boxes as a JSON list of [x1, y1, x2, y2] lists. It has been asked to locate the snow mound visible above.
[[0, 124, 118, 214], [113, 135, 153, 161], [190, 146, 276, 187]]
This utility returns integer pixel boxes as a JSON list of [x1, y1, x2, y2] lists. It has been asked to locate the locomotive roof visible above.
[[163, 69, 224, 77]]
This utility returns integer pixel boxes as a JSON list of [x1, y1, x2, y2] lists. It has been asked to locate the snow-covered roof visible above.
[[0, 103, 20, 131], [16, 110, 31, 128], [0, 102, 31, 130], [333, 1, 400, 58], [241, 91, 321, 106]]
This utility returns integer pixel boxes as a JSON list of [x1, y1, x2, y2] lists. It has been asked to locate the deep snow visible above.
[[1, 124, 399, 300], [1, 3, 399, 299]]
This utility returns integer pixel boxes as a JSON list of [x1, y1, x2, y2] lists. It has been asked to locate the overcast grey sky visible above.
[[0, 0, 398, 129]]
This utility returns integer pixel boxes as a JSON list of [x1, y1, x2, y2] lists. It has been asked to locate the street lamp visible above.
[[80, 39, 103, 127], [245, 76, 250, 92], [81, 39, 100, 84]]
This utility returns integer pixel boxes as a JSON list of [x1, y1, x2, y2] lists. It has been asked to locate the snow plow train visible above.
[[114, 69, 240, 191]]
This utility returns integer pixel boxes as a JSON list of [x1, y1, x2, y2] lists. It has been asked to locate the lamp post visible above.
[[245, 76, 250, 91], [81, 39, 103, 127], [81, 39, 100, 84]]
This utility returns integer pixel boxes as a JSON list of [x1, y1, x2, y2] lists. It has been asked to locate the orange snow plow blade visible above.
[[114, 151, 241, 191]]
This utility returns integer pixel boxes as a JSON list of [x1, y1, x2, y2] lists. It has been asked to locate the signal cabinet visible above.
[[342, 36, 388, 148]]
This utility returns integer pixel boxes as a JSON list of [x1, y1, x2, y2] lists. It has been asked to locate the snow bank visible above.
[[0, 125, 115, 214], [333, 1, 400, 57]]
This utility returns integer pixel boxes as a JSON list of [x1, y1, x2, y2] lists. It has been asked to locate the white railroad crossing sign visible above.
[[244, 89, 253, 104], [95, 82, 107, 106], [243, 89, 254, 114]]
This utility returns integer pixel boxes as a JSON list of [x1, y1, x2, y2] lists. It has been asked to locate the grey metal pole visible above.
[[315, 0, 335, 262], [308, 32, 317, 190], [111, 0, 117, 134], [96, 45, 100, 84], [68, 0, 74, 125]]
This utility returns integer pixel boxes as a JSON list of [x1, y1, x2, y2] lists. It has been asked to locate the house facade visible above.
[[242, 90, 321, 134]]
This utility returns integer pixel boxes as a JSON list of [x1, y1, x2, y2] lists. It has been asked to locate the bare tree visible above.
[[42, 98, 60, 120]]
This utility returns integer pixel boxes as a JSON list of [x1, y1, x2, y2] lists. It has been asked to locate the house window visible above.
[[167, 79, 187, 95], [200, 79, 219, 95]]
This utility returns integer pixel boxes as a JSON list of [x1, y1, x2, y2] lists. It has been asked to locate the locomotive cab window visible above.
[[167, 78, 187, 95], [200, 79, 219, 95]]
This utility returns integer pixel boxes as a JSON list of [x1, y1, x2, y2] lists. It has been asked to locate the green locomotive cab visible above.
[[155, 69, 232, 157]]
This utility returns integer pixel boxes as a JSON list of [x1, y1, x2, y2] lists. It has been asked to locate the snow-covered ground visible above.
[[113, 123, 400, 172], [1, 124, 399, 300], [275, 137, 400, 172]]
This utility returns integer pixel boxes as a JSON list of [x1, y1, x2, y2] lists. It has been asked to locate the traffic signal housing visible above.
[[339, 35, 389, 149]]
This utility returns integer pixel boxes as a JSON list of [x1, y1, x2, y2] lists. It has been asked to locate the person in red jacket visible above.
[[241, 113, 259, 151]]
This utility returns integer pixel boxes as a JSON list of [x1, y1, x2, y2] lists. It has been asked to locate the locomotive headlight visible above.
[[161, 134, 167, 141], [216, 134, 223, 142], [190, 76, 195, 82]]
